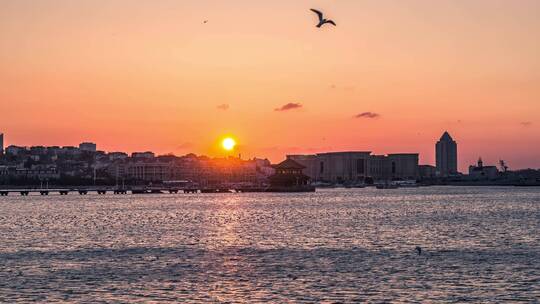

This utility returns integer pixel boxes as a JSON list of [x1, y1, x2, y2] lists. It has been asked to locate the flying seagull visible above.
[[310, 9, 336, 28]]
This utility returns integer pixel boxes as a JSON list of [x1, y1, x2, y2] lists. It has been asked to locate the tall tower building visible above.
[[0, 133, 3, 155], [436, 131, 458, 176]]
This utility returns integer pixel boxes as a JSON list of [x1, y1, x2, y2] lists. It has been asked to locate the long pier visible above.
[[0, 187, 268, 196]]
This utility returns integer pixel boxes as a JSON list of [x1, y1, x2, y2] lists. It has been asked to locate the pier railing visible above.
[[0, 186, 269, 196]]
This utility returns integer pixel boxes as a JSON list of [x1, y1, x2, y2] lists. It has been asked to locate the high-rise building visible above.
[[0, 133, 3, 155], [436, 131, 458, 176]]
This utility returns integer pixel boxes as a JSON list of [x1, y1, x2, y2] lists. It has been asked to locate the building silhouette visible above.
[[468, 158, 499, 180], [79, 142, 97, 152], [0, 133, 3, 155], [419, 164, 436, 178], [267, 158, 314, 192], [288, 151, 419, 183], [436, 131, 458, 176]]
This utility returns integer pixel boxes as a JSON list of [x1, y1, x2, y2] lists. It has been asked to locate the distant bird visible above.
[[310, 9, 336, 28], [415, 246, 422, 255]]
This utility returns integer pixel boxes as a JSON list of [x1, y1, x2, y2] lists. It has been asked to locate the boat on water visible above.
[[375, 182, 399, 189], [344, 184, 366, 189], [311, 181, 336, 188], [394, 180, 420, 188], [265, 185, 316, 192]]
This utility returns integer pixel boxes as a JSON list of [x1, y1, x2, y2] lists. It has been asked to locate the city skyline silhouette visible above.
[[1, 1, 538, 171]]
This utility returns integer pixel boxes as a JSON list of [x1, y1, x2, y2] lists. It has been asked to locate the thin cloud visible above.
[[176, 142, 193, 150], [217, 104, 229, 111], [520, 121, 532, 127], [355, 112, 380, 119], [275, 103, 302, 112]]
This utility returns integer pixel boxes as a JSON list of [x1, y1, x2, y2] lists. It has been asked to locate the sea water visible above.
[[0, 186, 538, 302]]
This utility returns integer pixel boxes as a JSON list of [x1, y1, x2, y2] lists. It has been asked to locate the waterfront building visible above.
[[388, 154, 419, 180], [126, 162, 172, 182], [267, 158, 313, 192], [0, 166, 8, 177], [108, 155, 270, 186], [419, 165, 437, 179], [368, 155, 392, 180], [289, 151, 419, 183], [253, 158, 275, 177], [318, 152, 371, 183], [79, 142, 97, 152], [289, 152, 371, 183], [468, 158, 499, 180], [286, 154, 319, 180], [0, 165, 60, 180], [0, 138, 273, 186], [436, 131, 458, 176], [15, 167, 60, 179]]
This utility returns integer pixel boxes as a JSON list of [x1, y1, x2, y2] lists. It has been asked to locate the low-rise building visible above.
[[289, 151, 419, 183], [79, 142, 97, 152], [0, 165, 60, 180], [5, 145, 27, 156], [108, 152, 128, 161], [60, 146, 81, 156], [469, 158, 499, 180], [132, 152, 155, 159], [0, 165, 8, 177], [368, 155, 392, 180], [30, 146, 47, 155], [126, 162, 172, 182], [388, 154, 419, 180], [419, 165, 437, 179]]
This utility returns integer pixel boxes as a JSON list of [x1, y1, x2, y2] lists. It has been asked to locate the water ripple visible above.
[[0, 186, 539, 302]]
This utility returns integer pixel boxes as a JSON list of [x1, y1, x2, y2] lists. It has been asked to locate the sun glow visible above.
[[222, 137, 236, 151]]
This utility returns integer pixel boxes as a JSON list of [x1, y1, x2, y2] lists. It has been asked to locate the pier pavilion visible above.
[[267, 158, 314, 192]]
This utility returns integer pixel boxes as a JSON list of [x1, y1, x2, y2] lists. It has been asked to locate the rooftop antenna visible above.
[[499, 160, 509, 173]]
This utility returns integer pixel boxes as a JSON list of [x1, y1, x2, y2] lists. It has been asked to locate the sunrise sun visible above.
[[222, 137, 236, 151]]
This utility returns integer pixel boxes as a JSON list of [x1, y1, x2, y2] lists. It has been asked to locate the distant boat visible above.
[[265, 185, 315, 193], [395, 180, 420, 188], [311, 181, 335, 188], [376, 182, 399, 189], [399, 183, 420, 188], [345, 182, 366, 189]]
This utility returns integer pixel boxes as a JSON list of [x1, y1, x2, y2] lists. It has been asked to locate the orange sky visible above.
[[1, 0, 539, 171]]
